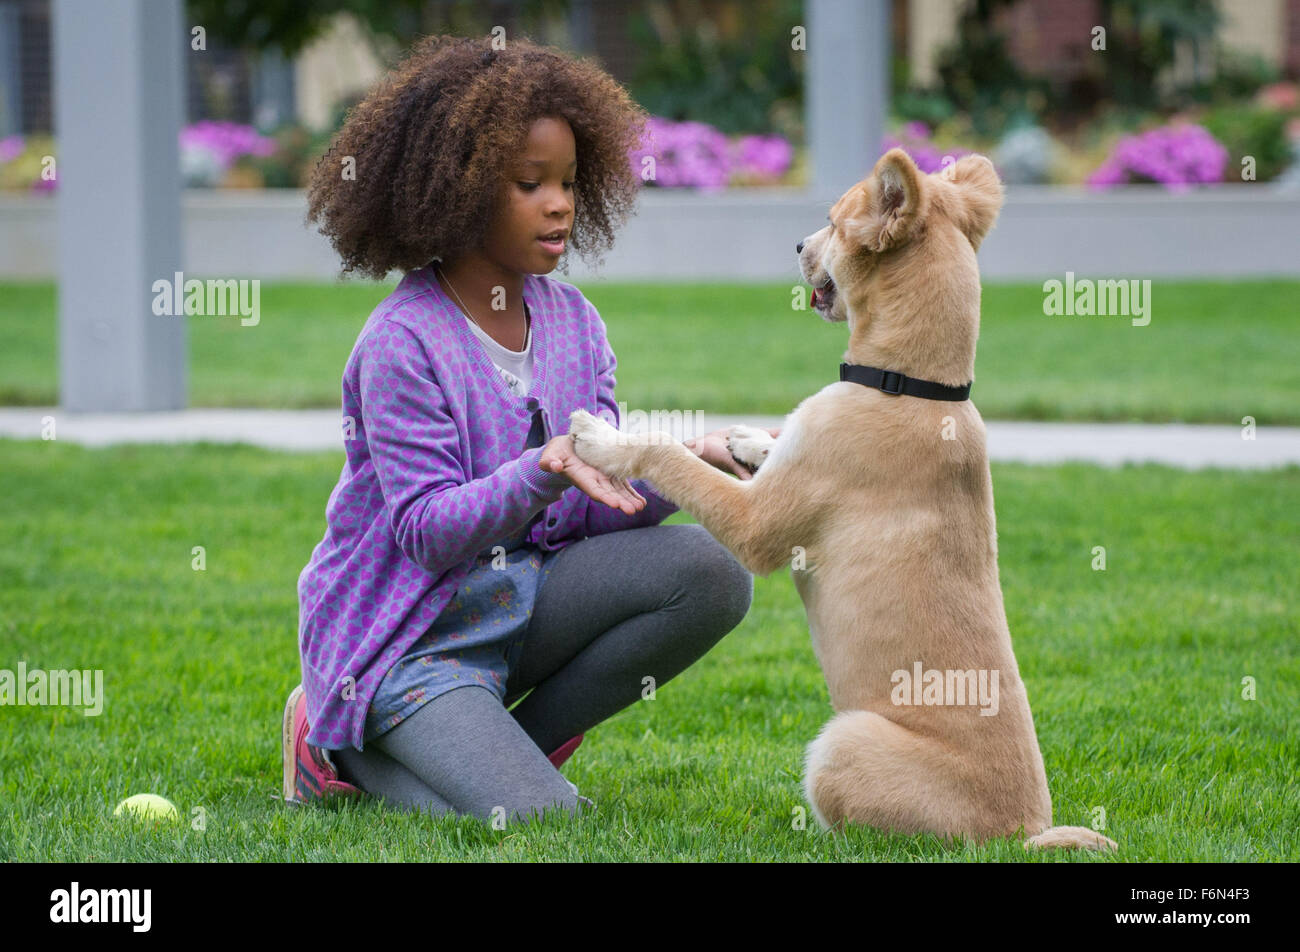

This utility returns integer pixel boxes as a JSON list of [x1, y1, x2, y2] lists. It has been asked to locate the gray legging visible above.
[[332, 523, 753, 825]]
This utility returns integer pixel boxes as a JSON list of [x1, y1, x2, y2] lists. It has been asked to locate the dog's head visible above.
[[797, 149, 1002, 379]]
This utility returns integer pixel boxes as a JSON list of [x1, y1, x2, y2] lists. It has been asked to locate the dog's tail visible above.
[[1024, 826, 1117, 852]]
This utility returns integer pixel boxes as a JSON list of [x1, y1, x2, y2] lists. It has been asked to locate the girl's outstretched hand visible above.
[[539, 434, 646, 514]]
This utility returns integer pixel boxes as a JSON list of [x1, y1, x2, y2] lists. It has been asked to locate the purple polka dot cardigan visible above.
[[296, 266, 679, 750]]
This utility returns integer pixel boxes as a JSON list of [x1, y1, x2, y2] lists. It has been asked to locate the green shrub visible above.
[[1200, 106, 1291, 182], [625, 0, 803, 140]]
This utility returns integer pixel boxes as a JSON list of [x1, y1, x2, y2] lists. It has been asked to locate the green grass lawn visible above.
[[2, 278, 1297, 423], [1, 438, 1295, 861]]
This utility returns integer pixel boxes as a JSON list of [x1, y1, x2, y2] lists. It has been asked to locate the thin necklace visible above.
[[437, 267, 529, 349]]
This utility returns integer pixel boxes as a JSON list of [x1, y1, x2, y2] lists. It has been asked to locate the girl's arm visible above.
[[582, 318, 681, 536], [357, 320, 570, 573]]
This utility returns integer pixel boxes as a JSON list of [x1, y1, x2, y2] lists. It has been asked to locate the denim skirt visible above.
[[363, 544, 552, 743]]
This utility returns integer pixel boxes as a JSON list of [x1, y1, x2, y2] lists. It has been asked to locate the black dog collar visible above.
[[839, 362, 971, 401]]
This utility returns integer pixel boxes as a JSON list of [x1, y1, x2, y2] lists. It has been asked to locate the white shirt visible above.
[[462, 307, 533, 397]]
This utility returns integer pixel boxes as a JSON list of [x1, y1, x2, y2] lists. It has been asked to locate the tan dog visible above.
[[568, 148, 1116, 851]]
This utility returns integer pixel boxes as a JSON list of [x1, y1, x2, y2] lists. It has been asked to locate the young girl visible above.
[[284, 35, 755, 824]]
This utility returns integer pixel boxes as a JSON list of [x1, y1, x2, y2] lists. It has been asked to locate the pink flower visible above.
[[1256, 82, 1299, 113]]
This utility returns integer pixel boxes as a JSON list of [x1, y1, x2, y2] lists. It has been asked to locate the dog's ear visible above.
[[850, 148, 927, 253], [945, 154, 1003, 251]]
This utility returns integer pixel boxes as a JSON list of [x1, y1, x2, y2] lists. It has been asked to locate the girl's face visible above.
[[483, 116, 577, 275]]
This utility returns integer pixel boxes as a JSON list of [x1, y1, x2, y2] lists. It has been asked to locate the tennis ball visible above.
[[113, 793, 179, 823]]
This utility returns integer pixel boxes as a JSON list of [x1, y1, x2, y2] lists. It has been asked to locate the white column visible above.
[[807, 0, 890, 199], [53, 0, 186, 411]]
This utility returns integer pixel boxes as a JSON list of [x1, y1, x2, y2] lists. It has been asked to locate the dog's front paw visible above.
[[727, 424, 774, 473], [568, 409, 637, 478]]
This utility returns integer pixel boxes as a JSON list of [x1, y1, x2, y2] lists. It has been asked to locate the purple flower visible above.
[[732, 134, 794, 180], [630, 117, 729, 190], [880, 124, 971, 175], [0, 135, 24, 164], [629, 117, 793, 190], [179, 120, 276, 171], [901, 120, 931, 141], [1087, 124, 1227, 190]]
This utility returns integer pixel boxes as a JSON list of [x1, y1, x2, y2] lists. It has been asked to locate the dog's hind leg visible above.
[[803, 709, 1118, 850], [802, 710, 994, 839]]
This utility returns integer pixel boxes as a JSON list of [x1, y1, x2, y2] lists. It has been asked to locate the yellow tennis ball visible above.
[[113, 793, 179, 823]]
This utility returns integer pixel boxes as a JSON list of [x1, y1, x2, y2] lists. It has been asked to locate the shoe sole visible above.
[[281, 684, 304, 805]]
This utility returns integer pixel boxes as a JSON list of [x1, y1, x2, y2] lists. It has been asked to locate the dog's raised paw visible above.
[[568, 408, 634, 475], [568, 408, 618, 445], [727, 424, 774, 472]]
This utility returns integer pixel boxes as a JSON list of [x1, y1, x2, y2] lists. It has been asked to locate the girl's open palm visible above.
[[539, 434, 646, 514]]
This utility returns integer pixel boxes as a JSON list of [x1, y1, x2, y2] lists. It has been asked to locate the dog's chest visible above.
[[790, 563, 828, 645]]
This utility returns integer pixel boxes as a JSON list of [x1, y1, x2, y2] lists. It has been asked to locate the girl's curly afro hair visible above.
[[306, 35, 648, 280]]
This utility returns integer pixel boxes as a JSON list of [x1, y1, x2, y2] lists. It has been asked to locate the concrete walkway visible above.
[[3, 407, 1297, 469]]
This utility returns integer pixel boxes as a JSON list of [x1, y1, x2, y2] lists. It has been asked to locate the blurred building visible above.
[[4, 0, 1299, 139], [905, 0, 1300, 89], [0, 0, 667, 136]]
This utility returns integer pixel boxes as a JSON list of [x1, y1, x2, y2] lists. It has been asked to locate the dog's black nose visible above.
[[796, 240, 804, 253]]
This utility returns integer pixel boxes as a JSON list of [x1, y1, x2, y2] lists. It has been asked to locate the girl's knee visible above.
[[674, 524, 754, 626], [484, 786, 592, 828]]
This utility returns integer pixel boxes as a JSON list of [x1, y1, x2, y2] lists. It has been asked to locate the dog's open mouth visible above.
[[810, 276, 837, 317]]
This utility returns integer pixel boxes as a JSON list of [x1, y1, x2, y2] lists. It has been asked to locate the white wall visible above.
[[4, 186, 1299, 283]]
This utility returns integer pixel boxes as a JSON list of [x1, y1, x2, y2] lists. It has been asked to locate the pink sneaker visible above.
[[281, 684, 365, 804], [547, 734, 584, 769]]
